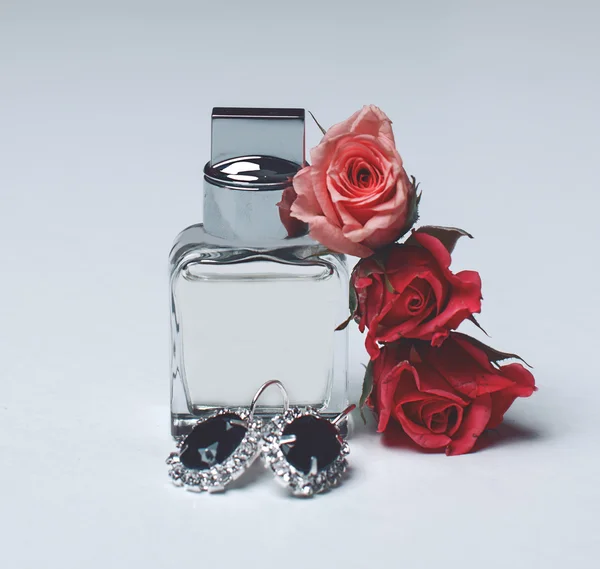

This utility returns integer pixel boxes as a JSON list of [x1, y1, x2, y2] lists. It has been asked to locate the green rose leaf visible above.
[[395, 176, 421, 241], [308, 110, 327, 136], [359, 360, 375, 424], [349, 281, 358, 315], [335, 282, 358, 331], [468, 314, 489, 337], [335, 314, 352, 331]]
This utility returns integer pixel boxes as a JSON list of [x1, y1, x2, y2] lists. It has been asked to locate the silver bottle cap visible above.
[[203, 107, 308, 244]]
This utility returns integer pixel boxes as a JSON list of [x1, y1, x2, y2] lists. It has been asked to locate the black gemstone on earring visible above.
[[180, 413, 247, 470], [281, 416, 341, 474]]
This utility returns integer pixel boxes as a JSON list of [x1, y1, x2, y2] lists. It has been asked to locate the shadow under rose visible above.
[[381, 419, 543, 455], [381, 422, 443, 454], [474, 420, 543, 452]]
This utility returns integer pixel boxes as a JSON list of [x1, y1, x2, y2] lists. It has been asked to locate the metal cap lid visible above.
[[203, 108, 308, 244], [210, 107, 305, 165], [204, 155, 301, 190]]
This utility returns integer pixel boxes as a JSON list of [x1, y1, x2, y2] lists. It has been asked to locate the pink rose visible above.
[[290, 105, 415, 257]]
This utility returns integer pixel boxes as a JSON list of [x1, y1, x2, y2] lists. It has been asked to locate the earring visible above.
[[260, 395, 356, 498], [166, 405, 264, 493]]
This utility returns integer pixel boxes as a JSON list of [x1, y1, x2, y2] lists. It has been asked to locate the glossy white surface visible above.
[[1, 1, 599, 568]]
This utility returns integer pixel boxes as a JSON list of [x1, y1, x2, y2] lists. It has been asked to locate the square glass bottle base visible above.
[[169, 224, 349, 438]]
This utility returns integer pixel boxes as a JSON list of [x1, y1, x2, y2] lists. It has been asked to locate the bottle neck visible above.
[[203, 179, 308, 245]]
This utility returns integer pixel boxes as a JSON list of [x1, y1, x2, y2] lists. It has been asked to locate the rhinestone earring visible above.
[[260, 396, 356, 498], [166, 402, 265, 493]]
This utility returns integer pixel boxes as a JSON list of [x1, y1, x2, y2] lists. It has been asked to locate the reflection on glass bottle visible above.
[[169, 108, 349, 437]]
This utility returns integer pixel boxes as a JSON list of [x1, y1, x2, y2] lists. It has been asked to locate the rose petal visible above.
[[308, 141, 344, 225], [487, 364, 536, 429], [429, 336, 519, 398], [446, 393, 492, 456], [307, 215, 373, 257], [419, 400, 459, 433], [412, 359, 469, 405], [323, 107, 364, 141], [373, 358, 415, 432], [396, 401, 452, 449], [350, 105, 396, 145], [291, 165, 322, 217]]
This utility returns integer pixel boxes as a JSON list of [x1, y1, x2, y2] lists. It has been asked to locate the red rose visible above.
[[353, 230, 482, 357], [370, 333, 536, 455]]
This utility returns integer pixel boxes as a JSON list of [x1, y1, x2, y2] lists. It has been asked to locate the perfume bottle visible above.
[[169, 108, 349, 437]]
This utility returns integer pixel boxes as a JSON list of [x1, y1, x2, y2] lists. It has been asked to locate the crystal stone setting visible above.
[[167, 408, 262, 493], [260, 406, 350, 497]]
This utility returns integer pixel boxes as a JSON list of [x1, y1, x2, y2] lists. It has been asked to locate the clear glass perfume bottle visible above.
[[169, 108, 349, 437]]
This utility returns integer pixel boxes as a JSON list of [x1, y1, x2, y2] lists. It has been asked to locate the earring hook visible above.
[[331, 404, 356, 426], [250, 380, 290, 419]]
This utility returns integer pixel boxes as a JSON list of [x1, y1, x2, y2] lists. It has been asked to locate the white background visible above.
[[1, 1, 599, 567]]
